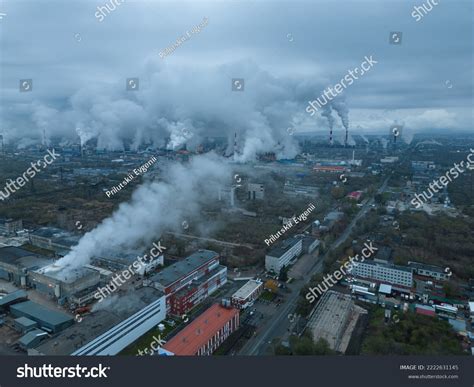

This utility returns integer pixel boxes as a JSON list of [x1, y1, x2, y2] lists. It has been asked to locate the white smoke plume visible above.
[[50, 153, 231, 273], [5, 59, 303, 161], [331, 99, 349, 131]]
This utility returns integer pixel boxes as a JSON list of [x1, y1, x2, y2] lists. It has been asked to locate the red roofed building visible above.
[[347, 190, 363, 201], [162, 304, 239, 356]]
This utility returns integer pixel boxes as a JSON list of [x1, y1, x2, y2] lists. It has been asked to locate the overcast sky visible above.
[[0, 0, 472, 150]]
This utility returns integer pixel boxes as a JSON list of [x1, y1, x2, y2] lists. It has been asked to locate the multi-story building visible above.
[[408, 261, 449, 281], [265, 237, 303, 273], [348, 260, 413, 288], [148, 250, 227, 315], [168, 265, 227, 316], [162, 303, 239, 356], [0, 218, 23, 236], [231, 279, 263, 309], [247, 183, 264, 200]]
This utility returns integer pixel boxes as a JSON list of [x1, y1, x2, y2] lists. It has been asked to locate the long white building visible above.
[[348, 260, 413, 288], [71, 295, 166, 356], [265, 237, 303, 273]]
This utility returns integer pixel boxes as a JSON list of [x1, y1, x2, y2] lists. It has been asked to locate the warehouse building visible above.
[[265, 237, 303, 273], [348, 260, 413, 289], [231, 279, 263, 309], [19, 329, 49, 349], [10, 301, 74, 333], [0, 218, 23, 236], [0, 246, 52, 287], [14, 316, 38, 333], [0, 290, 28, 312], [162, 303, 239, 356], [306, 291, 367, 353], [29, 227, 81, 256], [29, 265, 100, 302], [72, 295, 166, 356]]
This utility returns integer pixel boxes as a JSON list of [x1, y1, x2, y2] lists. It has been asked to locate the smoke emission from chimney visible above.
[[51, 153, 231, 273]]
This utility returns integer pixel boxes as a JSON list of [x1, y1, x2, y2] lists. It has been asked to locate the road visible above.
[[239, 177, 390, 355]]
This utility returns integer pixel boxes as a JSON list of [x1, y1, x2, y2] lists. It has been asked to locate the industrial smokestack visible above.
[[331, 100, 349, 147], [233, 132, 237, 162], [321, 105, 335, 146]]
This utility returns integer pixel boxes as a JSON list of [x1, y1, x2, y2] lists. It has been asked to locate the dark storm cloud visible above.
[[0, 0, 472, 150]]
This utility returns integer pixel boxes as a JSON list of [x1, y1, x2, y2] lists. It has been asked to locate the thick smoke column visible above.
[[51, 153, 231, 273], [331, 99, 349, 146], [320, 104, 335, 145]]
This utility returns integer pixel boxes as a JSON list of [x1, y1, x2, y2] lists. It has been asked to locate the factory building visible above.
[[348, 260, 413, 289], [408, 261, 449, 281], [265, 237, 303, 273], [231, 279, 263, 309], [72, 295, 166, 356], [247, 183, 264, 200], [0, 218, 23, 236], [10, 301, 74, 333], [306, 291, 367, 353], [0, 246, 52, 287], [162, 303, 239, 356], [29, 227, 81, 256], [147, 250, 226, 315], [0, 290, 28, 312], [29, 265, 100, 302], [92, 252, 164, 273], [168, 265, 227, 316]]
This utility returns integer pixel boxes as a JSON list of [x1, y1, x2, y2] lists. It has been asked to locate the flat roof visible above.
[[0, 289, 28, 307], [15, 316, 38, 328], [0, 246, 52, 269], [150, 250, 218, 288], [379, 284, 392, 294], [357, 259, 412, 273], [163, 304, 239, 355], [10, 301, 73, 327], [408, 261, 445, 274], [232, 280, 262, 301], [267, 237, 301, 258], [34, 264, 98, 284]]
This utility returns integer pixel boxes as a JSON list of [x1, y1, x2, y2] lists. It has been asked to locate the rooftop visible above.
[[150, 250, 219, 288], [163, 304, 239, 355], [10, 301, 73, 327], [408, 261, 446, 275], [232, 280, 262, 301], [33, 264, 98, 284], [267, 237, 301, 258], [0, 246, 52, 270]]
